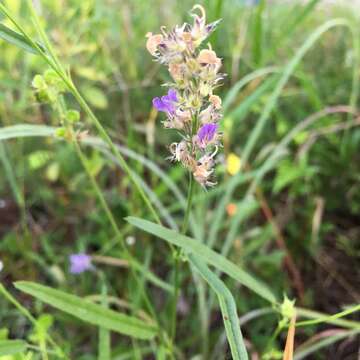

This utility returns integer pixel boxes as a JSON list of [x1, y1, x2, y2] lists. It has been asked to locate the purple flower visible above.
[[152, 88, 178, 114], [197, 123, 218, 148], [69, 253, 93, 274]]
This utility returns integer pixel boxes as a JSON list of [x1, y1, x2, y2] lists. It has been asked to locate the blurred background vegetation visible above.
[[0, 0, 359, 359]]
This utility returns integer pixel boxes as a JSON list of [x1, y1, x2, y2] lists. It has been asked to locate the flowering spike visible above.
[[147, 4, 225, 188]]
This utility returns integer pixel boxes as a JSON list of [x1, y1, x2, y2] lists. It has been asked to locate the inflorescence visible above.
[[146, 5, 225, 188]]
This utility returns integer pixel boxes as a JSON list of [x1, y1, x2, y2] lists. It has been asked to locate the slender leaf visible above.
[[0, 23, 43, 54], [0, 124, 56, 140], [15, 281, 157, 340], [242, 18, 352, 166], [252, 0, 265, 65], [190, 255, 248, 360], [296, 307, 360, 329], [98, 285, 111, 360], [294, 329, 360, 360], [126, 217, 276, 303], [0, 340, 27, 356], [227, 75, 279, 125], [223, 66, 280, 111]]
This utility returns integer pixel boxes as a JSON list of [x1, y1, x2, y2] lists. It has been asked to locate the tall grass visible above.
[[0, 1, 359, 359]]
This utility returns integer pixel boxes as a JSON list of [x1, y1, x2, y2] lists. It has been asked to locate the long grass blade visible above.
[[190, 255, 248, 360], [15, 281, 157, 340], [0, 340, 27, 356], [0, 23, 43, 54], [241, 18, 352, 167], [126, 217, 276, 303]]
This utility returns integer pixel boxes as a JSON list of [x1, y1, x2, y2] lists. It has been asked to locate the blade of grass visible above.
[[0, 340, 27, 356], [98, 284, 111, 360], [0, 283, 67, 359], [227, 75, 279, 126], [251, 0, 265, 66], [296, 307, 360, 329], [14, 281, 157, 340], [126, 217, 276, 303], [190, 255, 248, 360], [249, 106, 356, 194], [293, 329, 360, 360], [0, 142, 24, 208], [241, 18, 353, 168], [0, 2, 161, 224], [296, 304, 360, 328], [0, 22, 44, 54], [223, 66, 280, 111]]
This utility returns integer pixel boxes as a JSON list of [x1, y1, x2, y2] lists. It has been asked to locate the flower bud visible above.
[[209, 95, 222, 109], [146, 32, 163, 55], [197, 49, 221, 67]]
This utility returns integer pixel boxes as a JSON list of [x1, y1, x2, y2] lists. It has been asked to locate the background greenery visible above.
[[0, 0, 359, 359]]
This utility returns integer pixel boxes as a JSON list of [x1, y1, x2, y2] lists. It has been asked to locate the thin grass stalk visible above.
[[54, 99, 162, 341], [0, 2, 161, 225], [170, 172, 195, 346]]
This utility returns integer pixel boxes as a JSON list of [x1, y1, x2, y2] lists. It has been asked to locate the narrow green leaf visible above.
[[0, 124, 56, 141], [242, 19, 351, 166], [223, 67, 279, 111], [227, 75, 279, 125], [0, 340, 27, 356], [98, 285, 111, 360], [190, 255, 248, 360], [294, 329, 360, 360], [14, 281, 157, 340], [126, 217, 276, 303], [0, 23, 43, 54], [252, 0, 265, 65]]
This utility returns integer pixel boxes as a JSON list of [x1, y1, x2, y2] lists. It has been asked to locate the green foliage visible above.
[[15, 281, 158, 340], [126, 216, 276, 303], [0, 0, 359, 359], [0, 340, 27, 356]]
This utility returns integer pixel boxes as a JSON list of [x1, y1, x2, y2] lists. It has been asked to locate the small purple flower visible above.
[[197, 123, 218, 148], [69, 253, 93, 274], [152, 88, 178, 114]]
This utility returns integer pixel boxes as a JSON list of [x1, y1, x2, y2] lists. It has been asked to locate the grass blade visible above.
[[223, 66, 280, 111], [241, 18, 352, 166], [98, 283, 111, 360], [0, 340, 27, 356], [14, 281, 157, 340], [227, 75, 279, 126], [251, 0, 265, 65], [294, 329, 360, 360], [0, 23, 43, 54], [190, 255, 248, 360], [0, 124, 55, 140], [126, 217, 276, 303]]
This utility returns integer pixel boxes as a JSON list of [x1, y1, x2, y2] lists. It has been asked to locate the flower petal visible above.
[[166, 88, 178, 102], [153, 97, 168, 112]]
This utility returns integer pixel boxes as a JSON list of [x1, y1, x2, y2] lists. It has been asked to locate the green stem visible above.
[[181, 173, 194, 234], [170, 172, 195, 346], [0, 284, 68, 359], [55, 99, 160, 332], [69, 85, 161, 225], [0, 2, 161, 225]]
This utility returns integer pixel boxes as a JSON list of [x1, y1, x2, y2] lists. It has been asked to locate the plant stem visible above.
[[170, 171, 195, 346], [0, 2, 161, 226], [0, 284, 68, 359], [181, 173, 194, 234], [55, 98, 160, 331]]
